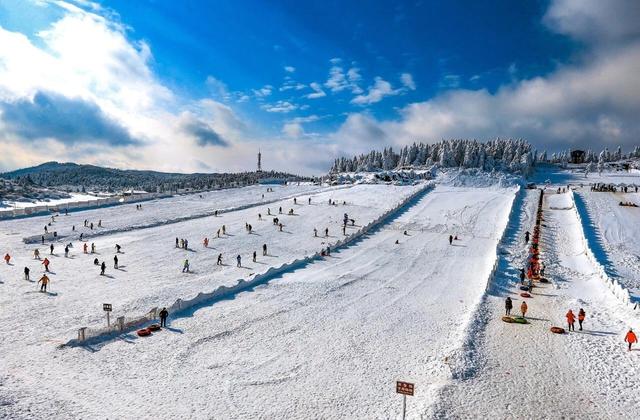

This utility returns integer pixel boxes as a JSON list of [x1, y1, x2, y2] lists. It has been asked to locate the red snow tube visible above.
[[550, 326, 565, 334], [137, 328, 152, 337], [148, 324, 161, 332], [520, 292, 531, 298]]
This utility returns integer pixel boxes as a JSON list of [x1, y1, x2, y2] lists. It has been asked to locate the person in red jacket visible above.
[[625, 329, 637, 351], [566, 309, 576, 332], [578, 308, 586, 331], [4, 253, 10, 264], [42, 258, 50, 272]]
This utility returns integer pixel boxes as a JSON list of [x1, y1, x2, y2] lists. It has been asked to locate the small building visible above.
[[570, 150, 585, 164]]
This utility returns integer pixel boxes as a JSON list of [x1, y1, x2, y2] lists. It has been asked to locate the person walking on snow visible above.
[[520, 268, 526, 284], [217, 254, 223, 265], [505, 297, 513, 315], [578, 308, 586, 331], [24, 266, 30, 281], [325, 227, 329, 237], [83, 243, 88, 254], [3, 253, 10, 264], [203, 238, 209, 248], [253, 251, 257, 262], [100, 261, 106, 275], [314, 228, 318, 237], [42, 258, 50, 272], [38, 274, 49, 292], [625, 329, 637, 351], [525, 231, 530, 243], [520, 301, 528, 318], [262, 244, 267, 256], [182, 259, 189, 273], [159, 308, 169, 327], [91, 243, 96, 253], [115, 244, 121, 253], [175, 237, 179, 248], [50, 244, 54, 255], [34, 249, 40, 259], [566, 309, 576, 332], [64, 246, 69, 258], [236, 255, 242, 267], [114, 255, 119, 269], [449, 235, 453, 245]]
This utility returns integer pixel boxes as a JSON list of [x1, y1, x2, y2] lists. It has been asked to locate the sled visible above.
[[513, 317, 529, 324], [137, 328, 152, 337], [519, 286, 530, 291], [539, 277, 549, 283], [550, 326, 565, 334], [502, 316, 514, 323], [148, 324, 161, 332], [520, 292, 531, 298]]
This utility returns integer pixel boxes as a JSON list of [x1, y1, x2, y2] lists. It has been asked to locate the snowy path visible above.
[[575, 188, 640, 301], [0, 185, 516, 419], [435, 189, 640, 419]]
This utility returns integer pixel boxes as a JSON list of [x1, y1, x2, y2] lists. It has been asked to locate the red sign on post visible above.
[[396, 381, 414, 396]]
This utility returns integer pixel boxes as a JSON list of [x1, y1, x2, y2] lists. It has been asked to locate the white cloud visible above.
[[253, 85, 273, 98], [400, 73, 416, 90], [282, 122, 304, 138], [284, 65, 296, 73], [261, 100, 298, 113], [324, 65, 362, 93], [205, 75, 230, 100], [306, 82, 326, 99], [439, 74, 461, 89], [351, 77, 401, 105]]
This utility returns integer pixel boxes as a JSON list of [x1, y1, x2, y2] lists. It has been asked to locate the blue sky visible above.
[[0, 0, 639, 174]]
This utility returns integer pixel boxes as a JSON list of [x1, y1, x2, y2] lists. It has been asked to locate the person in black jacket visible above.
[[505, 297, 513, 316], [159, 308, 169, 327]]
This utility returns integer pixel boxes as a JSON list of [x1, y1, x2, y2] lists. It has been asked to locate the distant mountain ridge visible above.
[[1, 161, 309, 192]]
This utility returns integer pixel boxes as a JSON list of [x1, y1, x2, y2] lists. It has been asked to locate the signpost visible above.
[[103, 303, 112, 327], [396, 381, 414, 420]]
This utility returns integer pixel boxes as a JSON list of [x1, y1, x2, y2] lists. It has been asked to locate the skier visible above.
[[258, 213, 262, 220], [182, 259, 189, 273], [267, 208, 271, 216], [176, 237, 179, 248], [180, 238, 184, 249], [44, 225, 48, 234], [248, 224, 252, 234], [115, 244, 121, 253], [525, 231, 530, 243], [184, 239, 188, 249], [24, 266, 30, 281], [325, 228, 329, 237], [159, 307, 169, 327], [203, 238, 209, 247], [314, 228, 318, 237], [566, 309, 576, 332], [38, 274, 50, 292], [90, 222, 93, 230], [294, 198, 297, 205], [217, 254, 223, 265], [449, 235, 453, 245], [217, 229, 220, 238], [79, 233, 83, 241], [236, 255, 242, 267], [578, 308, 586, 331], [625, 328, 638, 351], [279, 223, 283, 232], [342, 225, 346, 235], [93, 258, 99, 266], [114, 255, 119, 269], [42, 258, 50, 272], [50, 244, 54, 255], [505, 297, 513, 315], [100, 261, 106, 275], [91, 243, 96, 253], [253, 251, 257, 262], [308, 197, 311, 205], [83, 243, 88, 254], [262, 243, 267, 256], [3, 253, 10, 264], [326, 245, 331, 256], [64, 245, 69, 258], [222, 225, 226, 235], [520, 301, 528, 318], [41, 235, 45, 245], [34, 249, 40, 259], [98, 220, 102, 227], [279, 207, 282, 214]]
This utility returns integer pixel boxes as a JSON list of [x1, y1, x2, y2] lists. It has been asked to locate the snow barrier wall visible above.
[[485, 185, 521, 291], [569, 190, 636, 310], [64, 182, 433, 346]]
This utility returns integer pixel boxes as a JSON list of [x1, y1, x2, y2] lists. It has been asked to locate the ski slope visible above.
[[435, 188, 640, 418], [0, 183, 516, 418], [575, 188, 640, 301]]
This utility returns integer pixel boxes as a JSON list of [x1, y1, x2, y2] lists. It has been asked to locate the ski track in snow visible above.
[[434, 187, 640, 419], [0, 184, 516, 419]]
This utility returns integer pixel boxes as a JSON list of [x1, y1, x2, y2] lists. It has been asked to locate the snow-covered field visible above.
[[1, 169, 639, 419]]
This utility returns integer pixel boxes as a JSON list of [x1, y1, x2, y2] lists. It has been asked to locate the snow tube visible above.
[[550, 326, 565, 334], [539, 277, 549, 283], [502, 316, 515, 323], [519, 286, 530, 291], [137, 328, 151, 337], [148, 324, 161, 332], [520, 292, 531, 298], [513, 317, 528, 324]]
